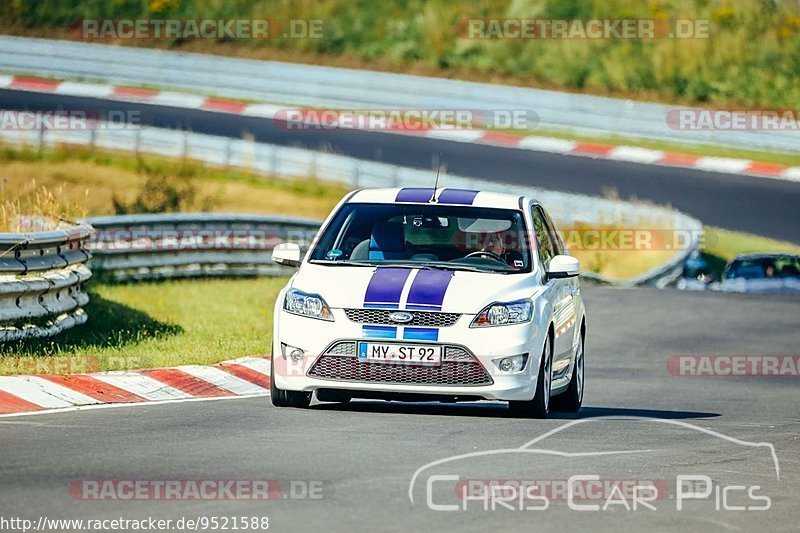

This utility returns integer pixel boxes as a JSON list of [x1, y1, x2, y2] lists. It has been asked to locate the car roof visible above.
[[347, 188, 526, 210]]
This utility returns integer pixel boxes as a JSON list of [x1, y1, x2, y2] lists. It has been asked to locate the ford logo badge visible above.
[[389, 311, 414, 323]]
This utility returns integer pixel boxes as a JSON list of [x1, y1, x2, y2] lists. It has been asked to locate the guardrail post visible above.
[[135, 128, 142, 156], [38, 123, 45, 155], [182, 130, 189, 160], [270, 144, 278, 174], [309, 151, 317, 178]]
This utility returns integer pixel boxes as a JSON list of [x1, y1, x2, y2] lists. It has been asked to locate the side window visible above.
[[531, 206, 555, 270], [540, 208, 564, 256]]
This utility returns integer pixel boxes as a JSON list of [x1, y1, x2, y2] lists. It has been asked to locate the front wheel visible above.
[[552, 332, 584, 412], [508, 335, 551, 419], [270, 356, 312, 408]]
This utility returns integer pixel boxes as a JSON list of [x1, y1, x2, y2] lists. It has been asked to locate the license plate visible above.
[[358, 342, 442, 366]]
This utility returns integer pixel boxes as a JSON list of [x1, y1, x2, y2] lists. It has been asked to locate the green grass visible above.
[[0, 278, 286, 375], [700, 227, 800, 277]]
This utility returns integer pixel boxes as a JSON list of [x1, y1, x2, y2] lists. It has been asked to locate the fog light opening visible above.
[[498, 357, 515, 372], [281, 343, 306, 362]]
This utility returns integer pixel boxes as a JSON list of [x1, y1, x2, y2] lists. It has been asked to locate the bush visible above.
[[111, 159, 219, 214]]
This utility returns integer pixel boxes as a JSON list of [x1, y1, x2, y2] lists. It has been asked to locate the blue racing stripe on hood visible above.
[[364, 267, 412, 309], [406, 269, 454, 311]]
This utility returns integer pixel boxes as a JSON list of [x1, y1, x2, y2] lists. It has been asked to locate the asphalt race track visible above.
[[1, 286, 798, 532], [2, 89, 800, 244]]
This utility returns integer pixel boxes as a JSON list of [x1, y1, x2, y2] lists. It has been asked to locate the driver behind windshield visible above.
[[479, 232, 523, 270]]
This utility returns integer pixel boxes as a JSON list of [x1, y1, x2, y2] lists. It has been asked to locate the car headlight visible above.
[[470, 299, 532, 327], [283, 289, 334, 321]]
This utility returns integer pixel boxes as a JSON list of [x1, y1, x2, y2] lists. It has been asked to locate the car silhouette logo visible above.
[[389, 311, 414, 323]]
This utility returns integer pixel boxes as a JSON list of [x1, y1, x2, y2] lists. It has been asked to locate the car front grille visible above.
[[344, 308, 461, 327], [307, 341, 493, 386]]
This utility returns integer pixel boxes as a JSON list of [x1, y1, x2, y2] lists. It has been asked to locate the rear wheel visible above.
[[270, 356, 312, 408], [509, 335, 551, 419], [552, 331, 584, 412]]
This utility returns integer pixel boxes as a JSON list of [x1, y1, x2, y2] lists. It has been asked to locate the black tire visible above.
[[509, 334, 551, 419], [270, 356, 312, 408], [552, 330, 584, 413]]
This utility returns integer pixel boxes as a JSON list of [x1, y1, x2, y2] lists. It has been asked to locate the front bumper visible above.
[[273, 308, 545, 402]]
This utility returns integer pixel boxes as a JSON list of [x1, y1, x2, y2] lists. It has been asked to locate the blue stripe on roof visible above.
[[437, 189, 479, 205], [395, 188, 434, 203], [395, 188, 480, 204]]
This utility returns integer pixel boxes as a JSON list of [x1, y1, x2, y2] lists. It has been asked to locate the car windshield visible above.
[[724, 256, 800, 280], [309, 203, 531, 273]]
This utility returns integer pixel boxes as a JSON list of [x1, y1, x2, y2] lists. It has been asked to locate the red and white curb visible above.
[[0, 356, 270, 417], [1, 74, 799, 183]]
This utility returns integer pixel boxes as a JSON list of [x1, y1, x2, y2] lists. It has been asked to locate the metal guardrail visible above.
[[0, 225, 93, 342], [85, 213, 319, 281], [0, 36, 796, 154], [0, 121, 703, 287]]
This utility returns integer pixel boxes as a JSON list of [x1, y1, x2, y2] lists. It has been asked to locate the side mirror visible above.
[[547, 254, 580, 279], [272, 242, 302, 267]]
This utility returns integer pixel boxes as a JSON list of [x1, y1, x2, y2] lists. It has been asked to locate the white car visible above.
[[270, 187, 586, 418]]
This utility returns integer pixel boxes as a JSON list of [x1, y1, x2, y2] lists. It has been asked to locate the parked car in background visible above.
[[716, 253, 800, 294]]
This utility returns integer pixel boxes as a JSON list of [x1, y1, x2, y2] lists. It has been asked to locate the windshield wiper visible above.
[[310, 259, 378, 267], [311, 259, 510, 273], [392, 262, 508, 274]]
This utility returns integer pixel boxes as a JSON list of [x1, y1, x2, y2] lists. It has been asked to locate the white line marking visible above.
[[177, 365, 268, 395], [0, 393, 269, 419], [0, 376, 100, 408], [780, 167, 800, 183], [516, 136, 577, 153], [226, 357, 271, 376], [423, 129, 485, 143], [607, 145, 665, 164], [243, 104, 284, 118], [91, 372, 193, 401], [55, 82, 114, 98], [694, 157, 752, 174], [150, 91, 206, 108]]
